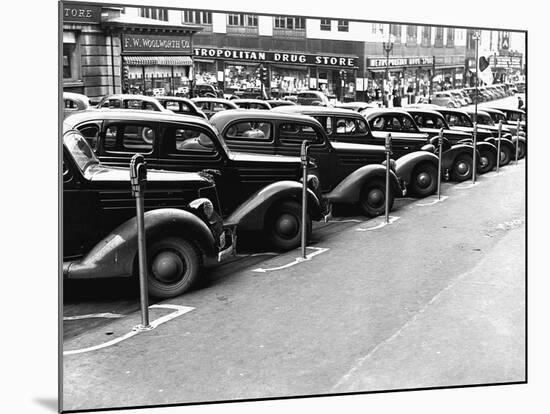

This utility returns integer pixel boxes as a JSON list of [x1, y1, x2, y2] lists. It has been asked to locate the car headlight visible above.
[[300, 174, 320, 191], [189, 198, 214, 219], [382, 159, 397, 172]]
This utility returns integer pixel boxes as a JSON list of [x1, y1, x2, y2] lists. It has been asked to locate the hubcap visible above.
[[416, 172, 432, 188], [152, 251, 184, 283], [275, 213, 299, 238], [457, 161, 470, 175], [367, 189, 384, 208], [500, 152, 506, 162], [480, 156, 489, 168]]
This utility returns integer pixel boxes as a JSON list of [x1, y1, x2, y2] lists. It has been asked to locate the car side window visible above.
[[163, 125, 218, 155], [279, 122, 322, 145], [104, 99, 121, 109], [312, 116, 332, 135], [77, 123, 101, 150], [225, 121, 272, 142], [64, 99, 76, 109], [401, 116, 416, 131], [103, 124, 155, 153], [446, 114, 458, 126], [371, 116, 385, 130]]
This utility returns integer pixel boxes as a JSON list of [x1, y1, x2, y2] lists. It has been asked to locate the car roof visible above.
[[63, 108, 215, 128], [404, 108, 446, 117], [431, 107, 471, 116], [464, 109, 491, 117], [232, 99, 271, 104], [99, 94, 159, 102], [360, 107, 414, 118], [209, 109, 325, 129], [272, 105, 361, 117], [477, 107, 506, 116], [489, 107, 525, 114], [192, 97, 238, 105], [155, 96, 193, 102]]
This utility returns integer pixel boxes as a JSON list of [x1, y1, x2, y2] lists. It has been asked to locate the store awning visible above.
[[123, 56, 193, 66]]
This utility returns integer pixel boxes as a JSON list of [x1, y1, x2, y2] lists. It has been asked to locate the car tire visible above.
[[265, 200, 310, 251], [450, 153, 473, 181], [146, 237, 201, 299], [478, 149, 496, 174], [517, 141, 526, 159], [499, 145, 512, 166], [359, 178, 394, 217], [410, 162, 438, 197]]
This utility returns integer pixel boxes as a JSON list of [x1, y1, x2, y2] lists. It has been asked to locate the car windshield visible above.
[[64, 130, 100, 172]]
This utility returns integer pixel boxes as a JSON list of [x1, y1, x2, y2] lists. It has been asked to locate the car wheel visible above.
[[478, 149, 496, 174], [450, 154, 473, 181], [265, 200, 310, 251], [410, 162, 437, 197], [358, 179, 393, 217], [146, 237, 201, 299], [499, 146, 512, 166]]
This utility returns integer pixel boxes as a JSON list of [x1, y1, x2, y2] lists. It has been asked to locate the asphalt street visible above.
[[62, 155, 526, 412]]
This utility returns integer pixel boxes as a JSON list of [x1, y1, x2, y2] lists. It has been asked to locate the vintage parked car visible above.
[[210, 109, 410, 217], [405, 108, 497, 175], [481, 107, 526, 138], [63, 92, 91, 118], [272, 106, 445, 191], [487, 106, 526, 129], [431, 91, 460, 108], [65, 110, 327, 251], [96, 94, 169, 112], [155, 96, 208, 119], [465, 109, 526, 159], [191, 97, 239, 119], [265, 99, 297, 108], [296, 91, 331, 107], [358, 108, 483, 180], [434, 108, 516, 166], [228, 86, 266, 100], [231, 99, 272, 110], [63, 126, 234, 298], [190, 83, 224, 98]]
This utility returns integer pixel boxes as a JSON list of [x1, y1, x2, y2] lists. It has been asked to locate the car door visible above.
[[96, 120, 160, 169], [369, 114, 424, 157]]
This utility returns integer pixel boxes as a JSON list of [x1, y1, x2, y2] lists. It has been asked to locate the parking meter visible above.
[[130, 154, 151, 330], [496, 121, 502, 173], [472, 122, 478, 184], [385, 133, 392, 223], [437, 128, 444, 199], [300, 141, 310, 259]]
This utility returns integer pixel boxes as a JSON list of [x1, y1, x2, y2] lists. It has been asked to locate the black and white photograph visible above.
[[58, 0, 529, 412], [8, 1, 550, 413]]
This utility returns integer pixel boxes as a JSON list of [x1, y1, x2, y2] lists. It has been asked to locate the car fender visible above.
[[475, 140, 498, 157], [64, 208, 216, 280], [440, 143, 476, 170], [324, 164, 403, 204], [484, 137, 515, 153], [510, 135, 526, 147], [394, 151, 439, 185], [224, 181, 324, 231]]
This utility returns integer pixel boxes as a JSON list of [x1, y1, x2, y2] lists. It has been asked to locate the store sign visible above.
[[123, 34, 191, 54], [488, 55, 522, 69], [434, 55, 465, 66], [194, 47, 358, 67], [62, 2, 102, 24], [367, 56, 434, 68]]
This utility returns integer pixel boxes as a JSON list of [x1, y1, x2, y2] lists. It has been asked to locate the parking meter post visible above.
[[516, 119, 520, 165], [496, 121, 502, 173], [385, 133, 392, 224], [300, 141, 310, 260], [437, 128, 443, 200], [472, 122, 478, 184], [130, 154, 151, 330]]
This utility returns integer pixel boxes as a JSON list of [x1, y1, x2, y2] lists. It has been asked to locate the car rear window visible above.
[[103, 124, 155, 153], [278, 122, 322, 145], [225, 121, 272, 142]]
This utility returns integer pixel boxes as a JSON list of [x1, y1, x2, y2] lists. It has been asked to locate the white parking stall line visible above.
[[455, 182, 481, 190], [356, 216, 400, 232], [328, 219, 364, 223], [63, 304, 194, 356], [63, 313, 125, 321], [415, 195, 449, 207], [252, 247, 329, 273]]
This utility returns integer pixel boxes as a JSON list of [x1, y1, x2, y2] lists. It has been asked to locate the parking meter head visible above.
[[130, 153, 147, 196], [385, 133, 392, 153]]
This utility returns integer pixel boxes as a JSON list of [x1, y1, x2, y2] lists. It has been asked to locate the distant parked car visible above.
[[155, 96, 207, 119], [191, 98, 239, 119], [96, 94, 169, 112], [296, 91, 331, 106], [431, 92, 460, 108], [192, 83, 224, 98], [63, 92, 90, 118], [228, 86, 266, 100], [231, 99, 272, 110]]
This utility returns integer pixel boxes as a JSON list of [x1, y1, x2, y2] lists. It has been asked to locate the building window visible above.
[[435, 27, 444, 47], [372, 23, 383, 35], [183, 10, 212, 24], [274, 16, 305, 30], [63, 32, 80, 81], [228, 13, 257, 27], [446, 28, 455, 47], [406, 25, 417, 44], [466, 30, 476, 49], [423, 27, 432, 44], [139, 7, 168, 21], [320, 18, 331, 31], [390, 24, 402, 40], [337, 20, 349, 32]]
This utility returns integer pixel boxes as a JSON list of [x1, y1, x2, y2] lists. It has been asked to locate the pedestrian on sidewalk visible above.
[[518, 96, 524, 110]]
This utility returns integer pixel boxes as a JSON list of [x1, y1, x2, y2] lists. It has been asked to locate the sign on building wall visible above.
[[367, 56, 434, 68], [194, 47, 358, 68], [122, 34, 192, 54], [62, 2, 102, 24]]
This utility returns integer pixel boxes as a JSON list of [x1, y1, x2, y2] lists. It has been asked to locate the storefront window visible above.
[[126, 65, 191, 96], [194, 61, 218, 85], [270, 67, 309, 97], [224, 64, 261, 92]]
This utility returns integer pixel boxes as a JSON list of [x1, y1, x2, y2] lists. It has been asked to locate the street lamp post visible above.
[[383, 25, 395, 108]]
